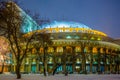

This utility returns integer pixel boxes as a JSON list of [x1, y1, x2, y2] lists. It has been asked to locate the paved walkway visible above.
[[0, 74, 120, 80]]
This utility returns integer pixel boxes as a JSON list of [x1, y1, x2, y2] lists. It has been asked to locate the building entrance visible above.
[[31, 65, 36, 73], [66, 64, 73, 73]]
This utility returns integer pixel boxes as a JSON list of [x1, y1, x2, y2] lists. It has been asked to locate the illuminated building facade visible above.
[[16, 21, 119, 74], [0, 2, 120, 74]]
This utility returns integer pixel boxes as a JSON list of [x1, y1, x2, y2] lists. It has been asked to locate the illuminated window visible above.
[[74, 36, 79, 39], [52, 30, 56, 32], [32, 48, 36, 54], [47, 47, 54, 53], [72, 30, 76, 32], [57, 47, 63, 52], [40, 48, 44, 53], [75, 47, 81, 52], [106, 49, 108, 54], [100, 48, 103, 53], [50, 36, 54, 39], [66, 35, 72, 39], [66, 46, 72, 53], [97, 37, 101, 40], [83, 37, 87, 40], [59, 29, 63, 32], [93, 47, 97, 53], [65, 29, 69, 32], [91, 37, 95, 40]]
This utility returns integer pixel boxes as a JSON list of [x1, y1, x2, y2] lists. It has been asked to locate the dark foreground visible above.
[[0, 74, 120, 80]]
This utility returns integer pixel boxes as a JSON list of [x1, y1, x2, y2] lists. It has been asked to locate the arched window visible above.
[[75, 46, 81, 52], [84, 47, 89, 53], [100, 48, 104, 53], [47, 47, 54, 53], [40, 48, 44, 53], [32, 48, 36, 54], [93, 47, 97, 53], [65, 29, 69, 32], [66, 46, 72, 53], [91, 37, 95, 40], [59, 29, 63, 32], [74, 36, 80, 39], [97, 37, 101, 40], [57, 47, 63, 52], [66, 35, 72, 39]]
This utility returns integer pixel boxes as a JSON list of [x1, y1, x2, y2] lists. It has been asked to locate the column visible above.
[[63, 46, 66, 74], [72, 46, 75, 73], [81, 46, 86, 74], [52, 46, 57, 75], [97, 48, 101, 73], [103, 48, 107, 73], [109, 49, 112, 73], [115, 51, 119, 74], [89, 47, 93, 74]]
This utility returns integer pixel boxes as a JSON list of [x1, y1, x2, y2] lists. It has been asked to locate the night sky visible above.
[[20, 0, 120, 38]]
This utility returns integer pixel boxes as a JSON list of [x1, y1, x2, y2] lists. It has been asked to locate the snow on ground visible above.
[[0, 74, 120, 80]]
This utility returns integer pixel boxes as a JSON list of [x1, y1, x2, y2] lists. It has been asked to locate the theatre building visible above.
[[10, 21, 119, 74], [0, 2, 120, 74]]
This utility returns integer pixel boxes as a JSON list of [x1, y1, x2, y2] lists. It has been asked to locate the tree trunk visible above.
[[90, 53, 93, 73], [43, 63, 46, 76], [84, 54, 87, 74], [16, 64, 21, 79]]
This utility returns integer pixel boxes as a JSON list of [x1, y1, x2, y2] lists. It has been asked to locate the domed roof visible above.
[[41, 21, 92, 29]]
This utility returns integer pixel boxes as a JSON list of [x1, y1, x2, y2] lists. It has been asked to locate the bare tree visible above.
[[32, 32, 52, 76], [77, 33, 95, 74], [0, 1, 36, 79]]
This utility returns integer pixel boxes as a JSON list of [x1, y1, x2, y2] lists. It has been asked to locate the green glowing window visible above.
[[74, 36, 80, 39], [66, 35, 72, 39]]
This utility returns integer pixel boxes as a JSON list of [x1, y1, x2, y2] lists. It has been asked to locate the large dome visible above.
[[41, 21, 92, 29]]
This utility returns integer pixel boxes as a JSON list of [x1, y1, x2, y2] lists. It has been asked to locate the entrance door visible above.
[[92, 64, 97, 73], [31, 65, 36, 73], [100, 65, 104, 73], [56, 65, 63, 73], [66, 64, 73, 73], [86, 64, 90, 73]]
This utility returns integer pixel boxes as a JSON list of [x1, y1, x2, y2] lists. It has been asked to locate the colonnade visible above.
[[10, 46, 120, 74]]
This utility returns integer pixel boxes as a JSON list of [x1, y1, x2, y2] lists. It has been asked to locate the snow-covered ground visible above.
[[0, 74, 120, 80]]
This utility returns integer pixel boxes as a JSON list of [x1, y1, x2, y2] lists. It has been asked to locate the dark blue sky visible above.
[[20, 0, 120, 38]]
